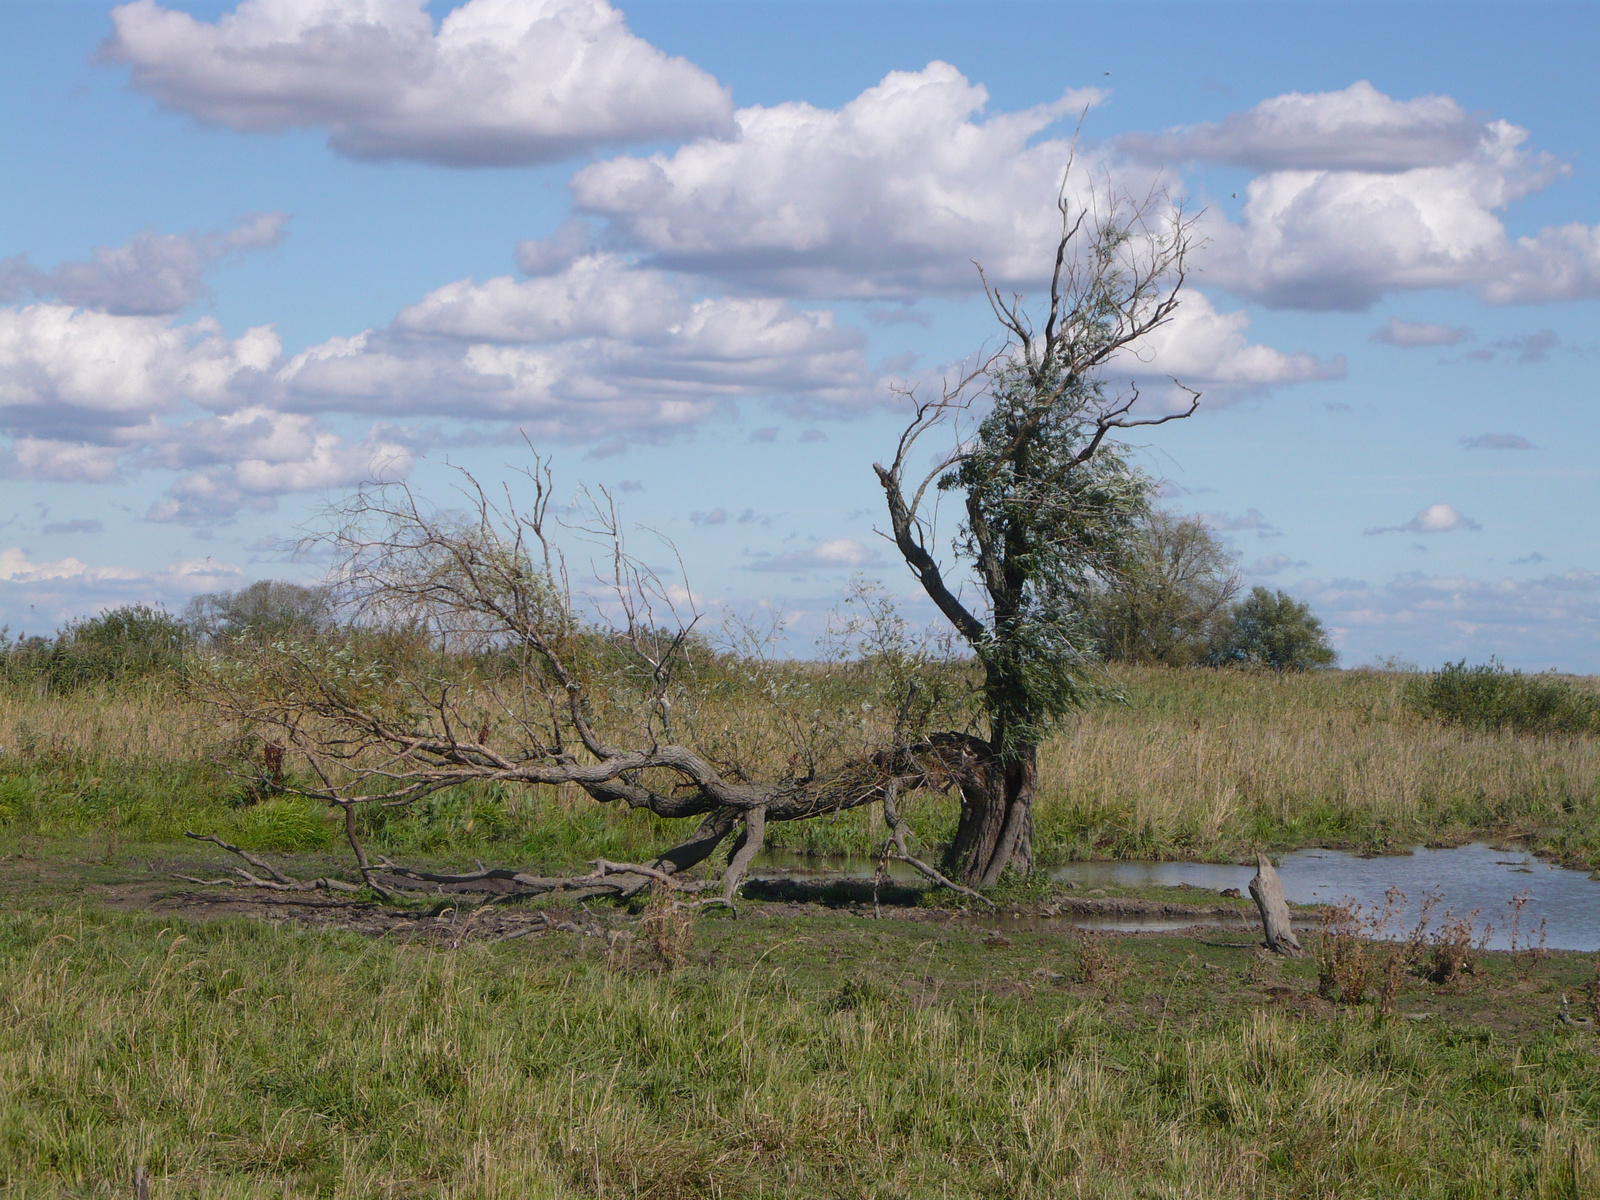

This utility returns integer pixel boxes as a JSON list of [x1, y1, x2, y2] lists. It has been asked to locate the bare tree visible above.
[[190, 469, 979, 907], [874, 187, 1199, 885]]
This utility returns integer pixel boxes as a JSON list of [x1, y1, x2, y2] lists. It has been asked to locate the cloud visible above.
[[1119, 82, 1482, 173], [1243, 553, 1307, 576], [40, 519, 103, 535], [308, 254, 878, 433], [105, 0, 734, 167], [689, 508, 727, 526], [1365, 503, 1481, 535], [1, 248, 884, 497], [747, 427, 778, 443], [572, 62, 1110, 298], [744, 537, 880, 572], [1199, 508, 1280, 537], [144, 408, 414, 524], [1303, 568, 1600, 672], [1370, 316, 1472, 347], [0, 215, 286, 316], [1494, 330, 1560, 364], [1510, 551, 1549, 565], [1461, 432, 1536, 450], [798, 429, 828, 443], [1107, 290, 1344, 406], [0, 545, 248, 635], [0, 304, 279, 449], [1187, 84, 1600, 310]]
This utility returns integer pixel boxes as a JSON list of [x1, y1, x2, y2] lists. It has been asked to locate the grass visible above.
[[3, 666, 1600, 871], [3, 670, 1600, 1195], [1, 901, 1597, 1198]]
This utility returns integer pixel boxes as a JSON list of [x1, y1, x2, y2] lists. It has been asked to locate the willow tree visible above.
[[875, 196, 1198, 885], [184, 188, 1196, 904]]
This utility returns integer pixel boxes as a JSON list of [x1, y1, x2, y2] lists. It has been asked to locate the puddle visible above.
[[1049, 844, 1600, 952], [753, 844, 1600, 950]]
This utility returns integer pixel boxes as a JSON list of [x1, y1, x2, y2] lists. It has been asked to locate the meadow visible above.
[[2, 664, 1598, 1197], [3, 664, 1598, 872]]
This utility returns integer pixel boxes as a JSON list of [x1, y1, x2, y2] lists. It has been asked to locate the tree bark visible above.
[[943, 741, 1037, 888], [1248, 851, 1303, 956]]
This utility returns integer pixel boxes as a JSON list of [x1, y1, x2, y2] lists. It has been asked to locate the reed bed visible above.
[[2, 666, 1598, 870]]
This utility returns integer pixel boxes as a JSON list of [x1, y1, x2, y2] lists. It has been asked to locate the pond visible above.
[[752, 844, 1600, 950], [1051, 844, 1599, 952]]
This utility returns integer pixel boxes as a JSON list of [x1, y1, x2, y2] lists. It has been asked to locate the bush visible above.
[[2, 605, 190, 692], [1209, 587, 1336, 672], [1404, 659, 1600, 736]]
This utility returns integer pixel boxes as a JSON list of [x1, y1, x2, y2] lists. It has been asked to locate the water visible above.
[[752, 844, 1600, 949], [1049, 844, 1600, 952]]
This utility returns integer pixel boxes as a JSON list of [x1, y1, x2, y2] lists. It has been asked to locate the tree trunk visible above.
[[1248, 851, 1303, 956], [943, 742, 1037, 888]]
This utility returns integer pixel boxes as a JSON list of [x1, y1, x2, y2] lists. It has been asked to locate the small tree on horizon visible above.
[[1090, 510, 1240, 668], [1210, 586, 1337, 672]]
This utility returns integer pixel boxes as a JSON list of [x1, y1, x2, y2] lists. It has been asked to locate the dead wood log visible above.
[[1248, 851, 1303, 957]]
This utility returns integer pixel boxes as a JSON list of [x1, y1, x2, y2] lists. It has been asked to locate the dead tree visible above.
[[189, 470, 974, 907], [875, 185, 1199, 885], [1249, 852, 1304, 956]]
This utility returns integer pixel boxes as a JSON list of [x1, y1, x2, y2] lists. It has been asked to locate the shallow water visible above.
[[1049, 844, 1600, 952], [752, 844, 1600, 949]]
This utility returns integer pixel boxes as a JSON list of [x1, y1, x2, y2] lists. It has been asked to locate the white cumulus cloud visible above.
[[1365, 503, 1481, 536], [105, 0, 734, 166], [572, 62, 1111, 298], [1119, 81, 1482, 173], [1183, 84, 1600, 310]]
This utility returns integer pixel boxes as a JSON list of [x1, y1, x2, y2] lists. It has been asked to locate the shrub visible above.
[[3, 605, 190, 692], [1403, 659, 1600, 736], [1209, 587, 1336, 672], [186, 580, 333, 643]]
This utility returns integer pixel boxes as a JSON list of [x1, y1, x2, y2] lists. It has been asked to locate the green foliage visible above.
[[1210, 586, 1336, 672], [943, 362, 1151, 753], [1, 604, 190, 692], [1405, 659, 1600, 736], [222, 797, 336, 853], [1092, 510, 1240, 666]]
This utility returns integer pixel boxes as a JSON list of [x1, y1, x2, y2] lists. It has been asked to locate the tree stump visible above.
[[1249, 851, 1303, 956]]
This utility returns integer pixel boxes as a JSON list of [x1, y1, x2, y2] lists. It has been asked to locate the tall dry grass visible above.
[[3, 665, 1599, 869]]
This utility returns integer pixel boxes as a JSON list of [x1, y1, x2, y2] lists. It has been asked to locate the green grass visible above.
[[2, 903, 1597, 1198]]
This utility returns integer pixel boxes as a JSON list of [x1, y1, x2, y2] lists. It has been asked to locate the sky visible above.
[[1, 0, 1597, 670]]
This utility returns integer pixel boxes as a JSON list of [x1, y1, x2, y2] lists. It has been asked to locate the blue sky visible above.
[[2, 0, 1597, 669]]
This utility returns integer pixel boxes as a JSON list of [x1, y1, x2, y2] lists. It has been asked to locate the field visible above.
[[4, 664, 1599, 871], [2, 665, 1599, 1196]]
